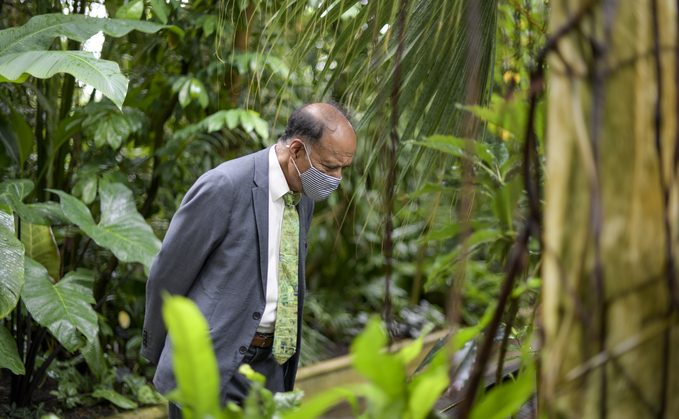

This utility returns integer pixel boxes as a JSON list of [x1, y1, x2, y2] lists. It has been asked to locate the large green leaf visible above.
[[116, 0, 144, 20], [150, 0, 170, 24], [20, 221, 60, 281], [21, 258, 98, 353], [48, 184, 161, 269], [407, 347, 450, 419], [26, 202, 70, 226], [0, 324, 24, 375], [283, 387, 359, 419], [0, 51, 128, 108], [351, 318, 406, 399], [0, 204, 24, 318], [469, 364, 535, 419], [92, 389, 138, 409], [0, 179, 49, 225], [0, 178, 33, 200], [0, 14, 177, 56], [0, 14, 183, 107], [162, 294, 221, 419]]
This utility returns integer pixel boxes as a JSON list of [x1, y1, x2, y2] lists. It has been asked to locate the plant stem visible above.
[[19, 326, 47, 404], [23, 345, 63, 405], [383, 0, 408, 342], [73, 238, 91, 271], [495, 296, 520, 386], [35, 79, 47, 202]]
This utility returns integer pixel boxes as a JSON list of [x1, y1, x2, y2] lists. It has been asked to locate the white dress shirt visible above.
[[256, 145, 291, 333]]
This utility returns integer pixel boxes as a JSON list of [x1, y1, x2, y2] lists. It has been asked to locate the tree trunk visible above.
[[541, 0, 679, 418], [225, 4, 254, 106]]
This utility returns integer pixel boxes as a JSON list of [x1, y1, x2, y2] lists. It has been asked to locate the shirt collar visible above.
[[269, 145, 290, 202]]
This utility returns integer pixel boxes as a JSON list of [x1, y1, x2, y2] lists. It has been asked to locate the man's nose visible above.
[[329, 168, 342, 179]]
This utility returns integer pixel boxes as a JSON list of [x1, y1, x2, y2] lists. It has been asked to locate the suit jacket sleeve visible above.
[[141, 169, 234, 363]]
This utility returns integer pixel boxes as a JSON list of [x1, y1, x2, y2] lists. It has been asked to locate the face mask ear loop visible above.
[[290, 155, 302, 176], [300, 141, 315, 169], [288, 140, 310, 175], [287, 143, 303, 176]]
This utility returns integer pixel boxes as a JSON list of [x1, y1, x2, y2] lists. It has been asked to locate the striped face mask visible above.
[[290, 142, 342, 202]]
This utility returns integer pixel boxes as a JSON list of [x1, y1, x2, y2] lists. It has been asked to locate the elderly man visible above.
[[141, 103, 356, 417]]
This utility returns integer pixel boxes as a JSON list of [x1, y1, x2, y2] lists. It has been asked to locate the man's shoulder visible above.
[[213, 149, 261, 175], [196, 148, 267, 189]]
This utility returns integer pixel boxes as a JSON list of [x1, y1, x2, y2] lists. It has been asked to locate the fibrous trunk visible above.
[[542, 0, 679, 417]]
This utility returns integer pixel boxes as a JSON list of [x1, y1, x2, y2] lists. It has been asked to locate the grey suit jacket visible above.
[[141, 148, 313, 402]]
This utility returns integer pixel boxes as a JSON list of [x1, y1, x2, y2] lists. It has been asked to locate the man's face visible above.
[[291, 121, 357, 180]]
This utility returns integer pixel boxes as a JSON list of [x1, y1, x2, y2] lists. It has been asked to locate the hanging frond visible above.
[[252, 0, 498, 191]]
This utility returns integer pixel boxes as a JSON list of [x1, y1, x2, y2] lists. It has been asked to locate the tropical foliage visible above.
[[162, 294, 536, 419], [0, 0, 548, 416]]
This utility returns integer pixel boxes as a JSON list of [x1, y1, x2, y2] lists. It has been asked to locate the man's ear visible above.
[[288, 139, 305, 159]]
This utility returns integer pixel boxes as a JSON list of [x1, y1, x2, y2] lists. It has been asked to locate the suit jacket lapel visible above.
[[297, 198, 309, 300], [252, 148, 270, 298]]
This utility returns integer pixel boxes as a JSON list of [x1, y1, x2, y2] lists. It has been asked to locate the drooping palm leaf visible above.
[[172, 109, 269, 142], [258, 0, 498, 193]]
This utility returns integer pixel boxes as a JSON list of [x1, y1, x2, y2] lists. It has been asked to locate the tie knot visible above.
[[284, 192, 300, 207]]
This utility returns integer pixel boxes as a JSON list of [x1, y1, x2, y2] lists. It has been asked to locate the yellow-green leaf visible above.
[[162, 294, 221, 419], [20, 221, 60, 281]]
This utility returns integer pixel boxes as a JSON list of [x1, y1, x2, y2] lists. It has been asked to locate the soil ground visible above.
[[0, 370, 132, 419]]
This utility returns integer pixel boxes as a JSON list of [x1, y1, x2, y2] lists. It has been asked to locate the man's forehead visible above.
[[315, 138, 355, 161]]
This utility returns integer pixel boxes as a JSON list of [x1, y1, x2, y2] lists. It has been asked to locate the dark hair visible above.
[[279, 101, 353, 147]]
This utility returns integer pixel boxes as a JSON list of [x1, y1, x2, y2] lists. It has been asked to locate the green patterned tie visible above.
[[273, 192, 301, 364]]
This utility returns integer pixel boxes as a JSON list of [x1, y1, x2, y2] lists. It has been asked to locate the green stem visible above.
[[35, 80, 47, 201]]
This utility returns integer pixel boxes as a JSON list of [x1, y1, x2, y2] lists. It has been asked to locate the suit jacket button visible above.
[[253, 312, 261, 320], [239, 346, 247, 354]]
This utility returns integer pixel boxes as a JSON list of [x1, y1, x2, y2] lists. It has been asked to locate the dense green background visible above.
[[0, 0, 546, 415]]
